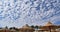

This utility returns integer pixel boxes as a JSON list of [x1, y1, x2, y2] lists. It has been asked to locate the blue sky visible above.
[[0, 0, 60, 28]]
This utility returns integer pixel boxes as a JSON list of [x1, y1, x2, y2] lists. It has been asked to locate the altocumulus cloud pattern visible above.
[[0, 0, 60, 27]]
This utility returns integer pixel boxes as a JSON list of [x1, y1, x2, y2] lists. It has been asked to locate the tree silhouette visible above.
[[31, 25, 35, 28], [35, 25, 39, 29]]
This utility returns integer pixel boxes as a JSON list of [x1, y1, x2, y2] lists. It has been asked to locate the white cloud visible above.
[[0, 0, 59, 28]]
